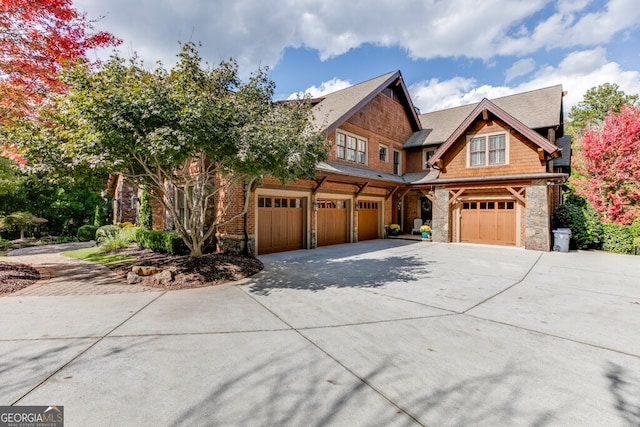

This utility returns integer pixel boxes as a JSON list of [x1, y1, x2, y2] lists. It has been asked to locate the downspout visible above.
[[243, 180, 249, 256]]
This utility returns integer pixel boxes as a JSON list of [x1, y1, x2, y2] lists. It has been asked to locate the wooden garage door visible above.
[[358, 201, 379, 241], [460, 201, 516, 246], [317, 199, 348, 246], [258, 196, 304, 254]]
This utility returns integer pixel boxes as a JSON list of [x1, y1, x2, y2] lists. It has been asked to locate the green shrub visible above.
[[552, 194, 603, 249], [139, 189, 152, 230], [56, 235, 77, 243], [0, 238, 12, 249], [629, 218, 640, 239], [77, 224, 99, 242], [602, 223, 634, 254], [99, 237, 130, 252], [118, 226, 139, 244], [94, 205, 101, 227], [135, 229, 188, 255], [164, 232, 188, 255], [95, 225, 120, 245]]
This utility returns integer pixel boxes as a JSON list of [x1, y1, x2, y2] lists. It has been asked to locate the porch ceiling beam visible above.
[[355, 182, 369, 197], [482, 109, 489, 121], [507, 187, 526, 204], [448, 188, 466, 205], [386, 186, 400, 200], [312, 176, 328, 195], [537, 147, 546, 162]]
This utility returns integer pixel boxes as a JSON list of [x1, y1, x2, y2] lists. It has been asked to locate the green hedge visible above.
[[95, 225, 120, 245], [135, 229, 188, 255], [77, 224, 99, 242], [602, 223, 634, 254], [552, 194, 603, 250]]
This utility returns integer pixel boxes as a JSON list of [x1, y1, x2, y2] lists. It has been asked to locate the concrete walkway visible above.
[[1, 240, 640, 426]]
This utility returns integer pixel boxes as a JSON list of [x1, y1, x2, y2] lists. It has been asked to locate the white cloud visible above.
[[410, 48, 640, 113], [505, 58, 536, 83], [287, 78, 352, 99], [75, 0, 640, 72]]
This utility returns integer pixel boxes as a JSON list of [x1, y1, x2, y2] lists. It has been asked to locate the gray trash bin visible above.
[[552, 228, 571, 252]]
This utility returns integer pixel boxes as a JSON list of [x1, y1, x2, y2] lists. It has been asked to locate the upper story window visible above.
[[336, 131, 367, 165], [379, 144, 388, 162], [467, 132, 508, 167], [423, 148, 437, 170], [393, 150, 401, 175]]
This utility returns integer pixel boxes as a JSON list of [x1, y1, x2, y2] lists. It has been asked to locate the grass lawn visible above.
[[64, 246, 136, 268]]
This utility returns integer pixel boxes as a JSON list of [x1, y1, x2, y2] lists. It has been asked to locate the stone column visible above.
[[431, 187, 449, 243], [525, 180, 551, 251]]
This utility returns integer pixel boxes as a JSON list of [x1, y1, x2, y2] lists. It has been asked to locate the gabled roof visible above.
[[416, 85, 564, 147], [310, 71, 422, 135], [430, 98, 560, 164]]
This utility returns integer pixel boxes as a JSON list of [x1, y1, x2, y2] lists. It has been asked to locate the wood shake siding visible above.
[[328, 94, 413, 175], [440, 120, 547, 179]]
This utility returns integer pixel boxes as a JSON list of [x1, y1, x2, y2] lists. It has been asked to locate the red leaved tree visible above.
[[0, 0, 120, 123], [577, 105, 640, 224]]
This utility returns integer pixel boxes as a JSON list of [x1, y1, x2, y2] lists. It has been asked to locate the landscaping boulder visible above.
[[155, 269, 174, 284], [132, 265, 160, 276], [127, 271, 143, 284]]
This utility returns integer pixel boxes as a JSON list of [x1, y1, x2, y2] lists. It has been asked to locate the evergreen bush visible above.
[[95, 225, 120, 246], [552, 194, 603, 249], [602, 223, 634, 254], [77, 224, 99, 242], [139, 189, 152, 230]]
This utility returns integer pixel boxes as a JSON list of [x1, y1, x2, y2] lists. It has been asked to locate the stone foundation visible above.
[[431, 188, 449, 243], [217, 233, 256, 256], [525, 180, 551, 251]]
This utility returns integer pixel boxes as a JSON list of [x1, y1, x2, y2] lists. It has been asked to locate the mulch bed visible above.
[[0, 262, 40, 295], [111, 246, 264, 290]]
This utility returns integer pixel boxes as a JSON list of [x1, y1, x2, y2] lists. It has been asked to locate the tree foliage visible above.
[[0, 0, 120, 123], [576, 105, 640, 224], [566, 83, 638, 136], [17, 43, 329, 257]]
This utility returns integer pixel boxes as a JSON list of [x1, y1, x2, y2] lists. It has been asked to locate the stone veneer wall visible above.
[[525, 180, 551, 251], [431, 187, 449, 243]]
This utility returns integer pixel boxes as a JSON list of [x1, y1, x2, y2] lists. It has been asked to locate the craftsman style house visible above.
[[110, 70, 570, 254]]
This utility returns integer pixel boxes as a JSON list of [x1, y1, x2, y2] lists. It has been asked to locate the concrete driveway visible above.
[[1, 240, 639, 426]]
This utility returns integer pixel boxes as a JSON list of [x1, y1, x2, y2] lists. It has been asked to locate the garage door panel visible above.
[[461, 200, 516, 246], [317, 200, 348, 246], [258, 196, 304, 254], [358, 201, 379, 241]]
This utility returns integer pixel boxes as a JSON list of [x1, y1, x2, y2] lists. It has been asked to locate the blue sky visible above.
[[75, 0, 640, 114]]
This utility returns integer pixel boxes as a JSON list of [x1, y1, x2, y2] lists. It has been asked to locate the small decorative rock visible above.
[[155, 270, 174, 284], [132, 265, 160, 276], [127, 271, 143, 284]]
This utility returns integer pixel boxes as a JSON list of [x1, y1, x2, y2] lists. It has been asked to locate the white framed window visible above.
[[423, 148, 437, 170], [379, 144, 388, 162], [336, 131, 367, 164], [467, 132, 508, 167]]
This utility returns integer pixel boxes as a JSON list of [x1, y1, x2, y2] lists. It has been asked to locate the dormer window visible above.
[[467, 132, 508, 167], [336, 131, 367, 165], [423, 148, 437, 170]]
